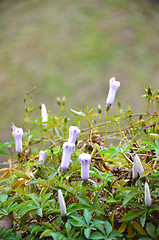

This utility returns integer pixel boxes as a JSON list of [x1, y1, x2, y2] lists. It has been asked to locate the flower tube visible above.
[[12, 125, 23, 153], [61, 142, 75, 170], [106, 77, 120, 108], [144, 182, 152, 207], [58, 189, 66, 217], [132, 154, 144, 179], [68, 126, 80, 144], [79, 153, 91, 181], [38, 150, 47, 166], [41, 104, 48, 126]]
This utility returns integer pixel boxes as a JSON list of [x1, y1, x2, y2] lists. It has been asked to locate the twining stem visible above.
[[104, 109, 108, 145], [82, 180, 87, 197], [17, 153, 21, 170], [117, 121, 123, 147], [147, 100, 150, 113]]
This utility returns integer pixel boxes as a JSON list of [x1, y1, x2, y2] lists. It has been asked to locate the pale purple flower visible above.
[[132, 154, 144, 179], [58, 189, 66, 217], [68, 126, 80, 144], [144, 182, 152, 207], [38, 150, 47, 166], [61, 142, 75, 170], [12, 125, 23, 153], [106, 77, 120, 106], [79, 153, 91, 181], [41, 104, 48, 126]]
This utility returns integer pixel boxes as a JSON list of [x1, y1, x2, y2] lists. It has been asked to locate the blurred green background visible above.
[[0, 0, 159, 142]]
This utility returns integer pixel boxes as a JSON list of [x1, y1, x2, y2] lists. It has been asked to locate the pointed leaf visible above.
[[105, 221, 112, 237], [119, 210, 142, 222], [84, 209, 92, 226]]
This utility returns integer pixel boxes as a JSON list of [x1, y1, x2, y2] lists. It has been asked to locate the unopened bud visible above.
[[62, 96, 66, 106], [57, 97, 61, 106], [98, 104, 102, 114]]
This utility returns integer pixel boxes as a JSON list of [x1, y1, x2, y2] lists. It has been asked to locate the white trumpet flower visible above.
[[106, 77, 120, 107], [38, 150, 47, 166], [12, 125, 23, 153], [68, 126, 80, 144], [58, 189, 66, 217], [61, 142, 75, 170], [79, 153, 91, 181], [41, 104, 48, 126], [132, 154, 144, 179], [144, 182, 152, 207]]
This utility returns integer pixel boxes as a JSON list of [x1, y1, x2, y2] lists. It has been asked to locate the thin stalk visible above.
[[82, 180, 87, 197], [117, 121, 123, 147], [104, 109, 108, 146]]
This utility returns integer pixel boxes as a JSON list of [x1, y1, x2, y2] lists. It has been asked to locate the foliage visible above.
[[0, 85, 158, 239]]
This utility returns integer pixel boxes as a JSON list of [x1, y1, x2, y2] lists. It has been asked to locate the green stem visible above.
[[147, 100, 150, 113], [117, 121, 123, 147], [104, 109, 108, 146], [82, 180, 87, 197]]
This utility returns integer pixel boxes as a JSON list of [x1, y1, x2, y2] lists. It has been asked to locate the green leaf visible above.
[[30, 225, 44, 235], [18, 204, 38, 216], [103, 173, 114, 181], [140, 213, 147, 227], [89, 232, 105, 239], [27, 194, 40, 207], [119, 210, 142, 222], [84, 209, 92, 226], [151, 205, 159, 211], [146, 223, 156, 238], [70, 109, 86, 117], [70, 214, 87, 227], [41, 193, 52, 208], [0, 194, 8, 203], [68, 203, 84, 212], [40, 229, 54, 238], [148, 172, 159, 180], [68, 219, 84, 227], [12, 171, 29, 179], [0, 150, 9, 155], [65, 222, 71, 237], [77, 196, 92, 208], [122, 191, 138, 206], [105, 221, 112, 237], [84, 228, 91, 239], [37, 208, 43, 217]]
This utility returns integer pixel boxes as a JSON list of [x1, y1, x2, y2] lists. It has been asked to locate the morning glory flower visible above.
[[106, 77, 120, 107], [58, 189, 66, 217], [68, 126, 80, 144], [12, 125, 23, 153], [132, 154, 144, 179], [79, 153, 91, 181], [61, 142, 75, 170], [41, 104, 48, 126], [144, 182, 152, 207], [38, 150, 47, 166]]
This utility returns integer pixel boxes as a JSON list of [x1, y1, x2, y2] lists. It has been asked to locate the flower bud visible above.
[[38, 150, 47, 166], [144, 182, 152, 207], [58, 189, 66, 217], [106, 77, 120, 106], [79, 153, 91, 181], [62, 96, 66, 106], [41, 104, 48, 126], [57, 97, 61, 106], [98, 104, 102, 114], [132, 154, 144, 179], [61, 142, 75, 170], [12, 125, 23, 153], [68, 126, 80, 144]]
